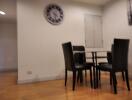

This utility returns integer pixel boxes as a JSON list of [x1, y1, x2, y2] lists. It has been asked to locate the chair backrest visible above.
[[107, 52, 112, 64], [112, 39, 130, 71], [62, 42, 75, 70], [73, 46, 85, 51], [73, 46, 86, 64]]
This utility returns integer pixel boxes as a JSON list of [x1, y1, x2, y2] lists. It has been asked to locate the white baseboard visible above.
[[17, 75, 65, 84], [0, 68, 17, 73], [17, 72, 132, 84]]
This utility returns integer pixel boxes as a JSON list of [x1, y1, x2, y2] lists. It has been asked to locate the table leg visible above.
[[91, 52, 96, 89], [93, 52, 98, 89]]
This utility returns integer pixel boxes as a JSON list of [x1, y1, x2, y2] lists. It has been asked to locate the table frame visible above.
[[86, 51, 109, 89], [74, 50, 109, 89]]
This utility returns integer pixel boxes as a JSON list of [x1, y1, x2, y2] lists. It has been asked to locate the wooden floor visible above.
[[0, 72, 132, 100]]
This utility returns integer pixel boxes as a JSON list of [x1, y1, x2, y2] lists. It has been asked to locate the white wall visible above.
[[103, 0, 132, 76], [17, 0, 102, 83], [0, 22, 17, 71]]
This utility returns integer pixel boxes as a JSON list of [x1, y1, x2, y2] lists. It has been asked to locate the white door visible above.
[[85, 14, 103, 48]]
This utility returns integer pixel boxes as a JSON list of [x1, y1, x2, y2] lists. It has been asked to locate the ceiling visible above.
[[0, 0, 16, 22], [0, 0, 113, 22], [73, 0, 112, 6]]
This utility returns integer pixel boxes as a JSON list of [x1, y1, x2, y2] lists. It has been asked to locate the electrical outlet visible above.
[[27, 71, 32, 75]]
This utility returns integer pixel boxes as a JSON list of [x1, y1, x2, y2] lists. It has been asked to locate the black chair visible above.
[[107, 46, 125, 82], [98, 50, 125, 85], [62, 42, 86, 90], [73, 46, 93, 87], [96, 39, 130, 94]]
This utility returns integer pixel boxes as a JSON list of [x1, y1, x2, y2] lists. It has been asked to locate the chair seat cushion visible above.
[[97, 64, 112, 71], [98, 62, 108, 65], [84, 62, 94, 69], [85, 62, 94, 66]]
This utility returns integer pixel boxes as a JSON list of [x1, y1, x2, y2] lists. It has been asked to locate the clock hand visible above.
[[53, 12, 57, 17], [53, 12, 58, 20]]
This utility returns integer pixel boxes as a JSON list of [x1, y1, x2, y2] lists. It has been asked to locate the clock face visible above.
[[45, 4, 64, 25]]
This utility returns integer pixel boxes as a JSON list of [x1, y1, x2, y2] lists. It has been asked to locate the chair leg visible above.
[[115, 76, 117, 85], [110, 72, 112, 85], [99, 69, 101, 87], [122, 71, 125, 81], [93, 67, 96, 89], [77, 71, 79, 83], [73, 71, 76, 91], [125, 70, 130, 91], [99, 70, 101, 80], [112, 72, 117, 94], [65, 69, 67, 86], [90, 68, 93, 88], [113, 73, 117, 85], [79, 70, 83, 84], [85, 69, 87, 80], [96, 69, 99, 88]]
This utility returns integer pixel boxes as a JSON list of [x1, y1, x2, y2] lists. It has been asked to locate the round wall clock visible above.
[[45, 4, 64, 25]]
